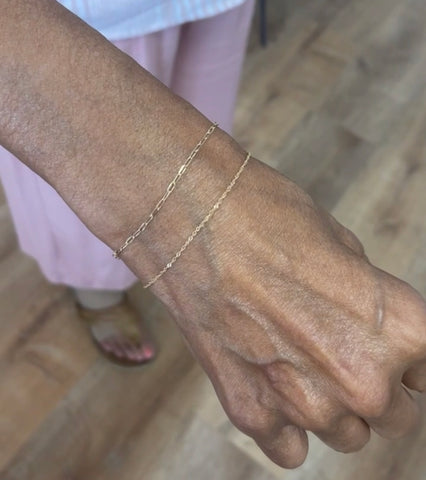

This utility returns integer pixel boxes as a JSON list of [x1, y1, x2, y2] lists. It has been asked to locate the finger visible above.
[[365, 386, 420, 439], [403, 361, 426, 392], [314, 415, 370, 453], [319, 207, 366, 258], [255, 424, 308, 469], [339, 226, 366, 257]]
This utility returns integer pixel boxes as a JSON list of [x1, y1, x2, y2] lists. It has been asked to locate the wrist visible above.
[[114, 124, 247, 293]]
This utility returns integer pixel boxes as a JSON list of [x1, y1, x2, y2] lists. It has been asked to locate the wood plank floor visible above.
[[1, 0, 426, 478]]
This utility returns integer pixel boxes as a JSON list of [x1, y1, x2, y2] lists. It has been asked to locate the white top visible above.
[[58, 0, 247, 40]]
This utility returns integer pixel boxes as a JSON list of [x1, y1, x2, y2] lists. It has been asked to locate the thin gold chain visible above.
[[113, 122, 218, 258], [143, 152, 251, 289]]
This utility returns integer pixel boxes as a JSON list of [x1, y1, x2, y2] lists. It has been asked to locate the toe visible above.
[[111, 340, 127, 358], [142, 343, 156, 360]]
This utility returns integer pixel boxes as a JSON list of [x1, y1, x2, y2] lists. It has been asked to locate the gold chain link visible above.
[[113, 122, 218, 258], [143, 152, 251, 289]]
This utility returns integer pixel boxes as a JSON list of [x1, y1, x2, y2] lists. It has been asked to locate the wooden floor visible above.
[[1, 0, 426, 478]]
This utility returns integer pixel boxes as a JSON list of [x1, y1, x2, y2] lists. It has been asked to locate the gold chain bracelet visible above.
[[143, 152, 251, 289], [113, 122, 218, 258]]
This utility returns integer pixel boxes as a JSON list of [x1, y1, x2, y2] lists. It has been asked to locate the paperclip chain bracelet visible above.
[[113, 122, 218, 258], [143, 152, 251, 289]]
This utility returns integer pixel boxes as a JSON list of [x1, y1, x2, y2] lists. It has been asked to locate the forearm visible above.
[[3, 3, 426, 469], [0, 0, 245, 287]]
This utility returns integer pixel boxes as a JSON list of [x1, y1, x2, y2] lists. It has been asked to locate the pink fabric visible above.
[[0, 0, 255, 289]]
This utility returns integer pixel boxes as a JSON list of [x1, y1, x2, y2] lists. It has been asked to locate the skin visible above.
[[1, 0, 426, 468]]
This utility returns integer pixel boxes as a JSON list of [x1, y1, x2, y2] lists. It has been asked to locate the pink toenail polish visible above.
[[143, 345, 154, 359]]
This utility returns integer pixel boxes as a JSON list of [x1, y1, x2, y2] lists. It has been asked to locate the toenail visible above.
[[143, 345, 155, 358]]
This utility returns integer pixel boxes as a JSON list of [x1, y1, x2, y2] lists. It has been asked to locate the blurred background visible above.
[[1, 0, 426, 478]]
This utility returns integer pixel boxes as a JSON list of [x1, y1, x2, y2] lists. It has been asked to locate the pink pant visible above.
[[0, 0, 255, 289]]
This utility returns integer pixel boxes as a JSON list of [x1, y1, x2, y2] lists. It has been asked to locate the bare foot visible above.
[[77, 296, 156, 366]]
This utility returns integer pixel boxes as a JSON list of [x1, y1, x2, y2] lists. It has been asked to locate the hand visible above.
[[2, 1, 424, 464], [146, 156, 426, 468]]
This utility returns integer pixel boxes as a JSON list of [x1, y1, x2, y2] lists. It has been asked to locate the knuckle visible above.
[[338, 435, 369, 454], [391, 283, 426, 356], [221, 382, 277, 437], [257, 427, 308, 469], [343, 227, 365, 256], [229, 406, 270, 436], [308, 415, 334, 432], [345, 362, 392, 418], [353, 385, 392, 418], [302, 403, 335, 432], [392, 281, 426, 337]]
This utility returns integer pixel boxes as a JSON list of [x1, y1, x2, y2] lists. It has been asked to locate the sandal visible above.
[[76, 295, 157, 366]]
